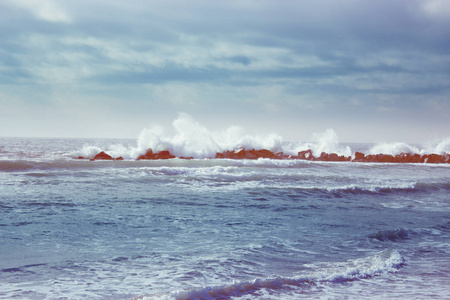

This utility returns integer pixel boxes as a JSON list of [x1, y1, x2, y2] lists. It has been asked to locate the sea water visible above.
[[1, 133, 450, 299]]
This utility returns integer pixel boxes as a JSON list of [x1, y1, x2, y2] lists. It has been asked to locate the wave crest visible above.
[[141, 250, 404, 300], [67, 114, 449, 160]]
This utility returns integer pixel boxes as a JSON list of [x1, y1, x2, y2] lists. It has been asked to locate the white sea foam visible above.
[[64, 114, 450, 159], [68, 115, 351, 159], [369, 137, 450, 156], [428, 137, 450, 155], [145, 249, 404, 300], [369, 142, 421, 156]]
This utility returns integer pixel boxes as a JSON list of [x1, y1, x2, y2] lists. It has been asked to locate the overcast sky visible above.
[[1, 0, 449, 143]]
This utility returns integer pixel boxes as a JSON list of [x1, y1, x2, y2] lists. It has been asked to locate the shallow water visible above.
[[1, 137, 449, 299]]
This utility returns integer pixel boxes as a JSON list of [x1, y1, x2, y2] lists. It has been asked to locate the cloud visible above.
[[0, 0, 449, 142], [8, 0, 72, 23]]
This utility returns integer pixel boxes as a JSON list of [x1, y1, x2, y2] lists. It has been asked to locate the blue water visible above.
[[1, 137, 450, 299]]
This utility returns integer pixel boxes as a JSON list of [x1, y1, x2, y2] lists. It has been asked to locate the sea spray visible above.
[[369, 143, 421, 156], [133, 114, 285, 159], [310, 128, 351, 157], [369, 137, 450, 156], [69, 114, 449, 160]]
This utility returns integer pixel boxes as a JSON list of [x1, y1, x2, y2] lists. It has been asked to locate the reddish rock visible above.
[[422, 154, 446, 164], [379, 154, 395, 163], [298, 149, 314, 160], [242, 149, 258, 159], [77, 156, 85, 159], [411, 154, 422, 163], [214, 148, 279, 160], [155, 151, 176, 159], [395, 153, 410, 163], [353, 152, 365, 161], [92, 151, 114, 160], [316, 152, 350, 162], [393, 153, 421, 163], [444, 154, 450, 163], [137, 149, 176, 160], [233, 149, 248, 159], [366, 154, 377, 162], [215, 149, 248, 159], [275, 152, 285, 159], [116, 156, 124, 161], [254, 149, 277, 159], [137, 148, 155, 160]]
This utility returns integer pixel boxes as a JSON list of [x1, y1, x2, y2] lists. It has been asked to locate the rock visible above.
[[92, 151, 114, 160], [254, 149, 277, 159], [275, 152, 285, 159], [445, 154, 450, 163], [353, 152, 365, 161], [378, 154, 395, 163], [298, 149, 313, 160], [154, 151, 176, 159], [137, 149, 176, 160], [422, 154, 446, 164], [137, 148, 155, 160], [233, 149, 247, 159]]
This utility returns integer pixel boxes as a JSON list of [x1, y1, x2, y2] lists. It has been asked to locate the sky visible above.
[[0, 0, 449, 143]]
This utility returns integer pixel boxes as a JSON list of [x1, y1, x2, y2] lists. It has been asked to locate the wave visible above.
[[369, 138, 450, 156], [2, 114, 449, 162], [138, 249, 404, 300], [64, 113, 448, 160]]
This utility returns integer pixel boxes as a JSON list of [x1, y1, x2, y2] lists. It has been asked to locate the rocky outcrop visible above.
[[89, 151, 123, 161], [80, 148, 449, 164], [92, 151, 113, 160], [215, 148, 284, 160], [137, 149, 176, 160]]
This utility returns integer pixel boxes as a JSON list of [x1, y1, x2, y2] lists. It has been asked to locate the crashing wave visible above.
[[137, 249, 404, 300]]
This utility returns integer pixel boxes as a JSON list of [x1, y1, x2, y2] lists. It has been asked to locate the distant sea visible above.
[[1, 136, 449, 299]]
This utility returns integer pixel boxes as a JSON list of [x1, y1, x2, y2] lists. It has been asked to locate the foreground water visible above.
[[1, 137, 449, 299]]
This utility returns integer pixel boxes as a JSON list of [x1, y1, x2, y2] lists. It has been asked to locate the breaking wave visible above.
[[1, 114, 449, 163], [368, 138, 450, 156], [64, 114, 449, 160], [139, 249, 404, 300]]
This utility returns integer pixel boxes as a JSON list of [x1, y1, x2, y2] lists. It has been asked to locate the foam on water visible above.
[[369, 137, 450, 156], [62, 114, 449, 160], [143, 250, 404, 300]]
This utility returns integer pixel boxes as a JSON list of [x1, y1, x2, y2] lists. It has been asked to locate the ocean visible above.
[[1, 134, 449, 299]]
